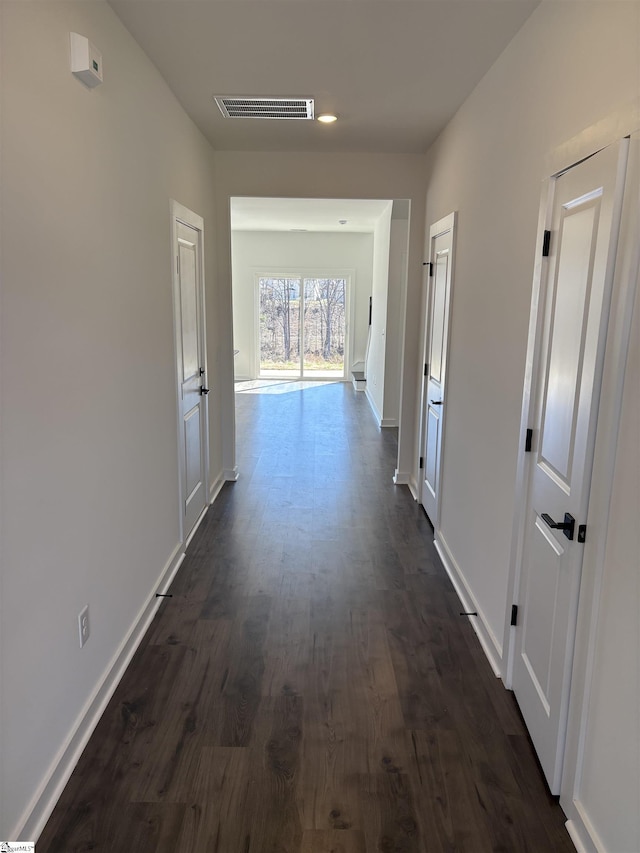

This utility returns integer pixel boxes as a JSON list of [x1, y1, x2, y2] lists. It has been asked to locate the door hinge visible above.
[[429, 262, 434, 276], [542, 230, 551, 257], [176, 254, 180, 274], [525, 428, 533, 452], [578, 524, 587, 544], [424, 363, 429, 377], [511, 604, 518, 627], [419, 456, 424, 469]]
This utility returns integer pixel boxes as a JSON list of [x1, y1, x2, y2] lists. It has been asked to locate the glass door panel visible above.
[[302, 278, 347, 378], [258, 277, 301, 377]]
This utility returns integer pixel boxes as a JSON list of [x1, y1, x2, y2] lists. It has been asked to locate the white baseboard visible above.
[[565, 820, 592, 853], [380, 417, 399, 428], [16, 543, 186, 843], [364, 387, 382, 426], [563, 799, 607, 853], [392, 472, 418, 503], [223, 466, 239, 482], [184, 503, 210, 549], [209, 472, 225, 504], [434, 532, 503, 677]]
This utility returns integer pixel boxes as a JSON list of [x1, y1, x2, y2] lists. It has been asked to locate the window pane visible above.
[[258, 277, 301, 376], [302, 278, 346, 377]]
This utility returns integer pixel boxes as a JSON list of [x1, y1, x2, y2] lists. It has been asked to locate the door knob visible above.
[[541, 512, 575, 541], [430, 399, 443, 405], [199, 386, 210, 395]]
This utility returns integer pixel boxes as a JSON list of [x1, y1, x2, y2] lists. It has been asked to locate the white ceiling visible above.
[[109, 0, 539, 154], [231, 197, 392, 232]]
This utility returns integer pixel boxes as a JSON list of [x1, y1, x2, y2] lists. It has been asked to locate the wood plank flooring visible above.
[[38, 380, 574, 852]]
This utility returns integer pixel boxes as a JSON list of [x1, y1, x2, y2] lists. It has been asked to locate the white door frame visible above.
[[170, 200, 210, 546], [504, 110, 639, 840], [417, 211, 456, 528]]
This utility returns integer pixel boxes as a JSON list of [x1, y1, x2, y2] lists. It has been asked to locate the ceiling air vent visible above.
[[214, 96, 314, 120]]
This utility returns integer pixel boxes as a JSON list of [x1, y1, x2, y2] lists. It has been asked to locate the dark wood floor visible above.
[[38, 380, 573, 852]]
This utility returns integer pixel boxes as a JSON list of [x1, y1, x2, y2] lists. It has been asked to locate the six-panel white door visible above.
[[173, 212, 208, 540], [512, 142, 628, 793], [420, 213, 455, 526]]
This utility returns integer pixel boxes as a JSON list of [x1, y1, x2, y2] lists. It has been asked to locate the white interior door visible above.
[[172, 204, 209, 540], [420, 213, 455, 526], [512, 141, 628, 793]]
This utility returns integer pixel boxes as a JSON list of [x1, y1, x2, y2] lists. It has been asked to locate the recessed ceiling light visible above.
[[339, 220, 347, 225], [317, 114, 338, 124]]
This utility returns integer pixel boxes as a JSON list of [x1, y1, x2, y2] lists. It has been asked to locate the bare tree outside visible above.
[[259, 277, 300, 367], [259, 275, 346, 376]]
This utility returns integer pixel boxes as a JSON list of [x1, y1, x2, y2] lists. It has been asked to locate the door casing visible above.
[[418, 212, 456, 528], [170, 200, 210, 545]]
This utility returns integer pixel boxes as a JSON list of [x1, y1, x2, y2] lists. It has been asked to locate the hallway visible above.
[[38, 382, 573, 852]]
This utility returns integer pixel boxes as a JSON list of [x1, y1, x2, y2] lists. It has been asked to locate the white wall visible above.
[[213, 152, 427, 482], [382, 213, 410, 426], [420, 2, 640, 850], [231, 230, 374, 380], [0, 0, 219, 838], [366, 203, 393, 421]]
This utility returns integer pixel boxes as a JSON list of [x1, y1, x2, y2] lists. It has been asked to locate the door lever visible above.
[[541, 512, 575, 541], [199, 386, 210, 395], [430, 399, 443, 406]]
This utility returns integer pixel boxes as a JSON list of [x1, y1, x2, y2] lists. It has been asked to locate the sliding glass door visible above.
[[258, 275, 348, 379]]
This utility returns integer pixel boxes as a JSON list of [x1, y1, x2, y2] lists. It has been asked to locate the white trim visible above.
[[209, 471, 226, 504], [392, 468, 409, 485], [223, 466, 239, 482], [416, 211, 456, 526], [435, 532, 503, 677], [565, 820, 593, 853], [564, 803, 607, 853], [364, 385, 382, 426], [14, 543, 185, 842], [171, 199, 204, 232], [184, 503, 209, 549], [380, 417, 398, 428], [170, 200, 210, 548]]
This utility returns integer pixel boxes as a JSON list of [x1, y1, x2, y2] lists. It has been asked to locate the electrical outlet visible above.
[[78, 605, 90, 648]]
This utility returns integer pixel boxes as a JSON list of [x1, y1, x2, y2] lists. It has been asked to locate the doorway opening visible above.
[[230, 196, 411, 474]]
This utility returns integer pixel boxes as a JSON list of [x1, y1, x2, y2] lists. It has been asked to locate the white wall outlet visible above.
[[70, 33, 103, 88], [78, 605, 90, 648]]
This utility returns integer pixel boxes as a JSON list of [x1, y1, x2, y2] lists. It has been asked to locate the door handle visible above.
[[541, 512, 575, 541], [430, 399, 443, 405], [199, 386, 210, 395]]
